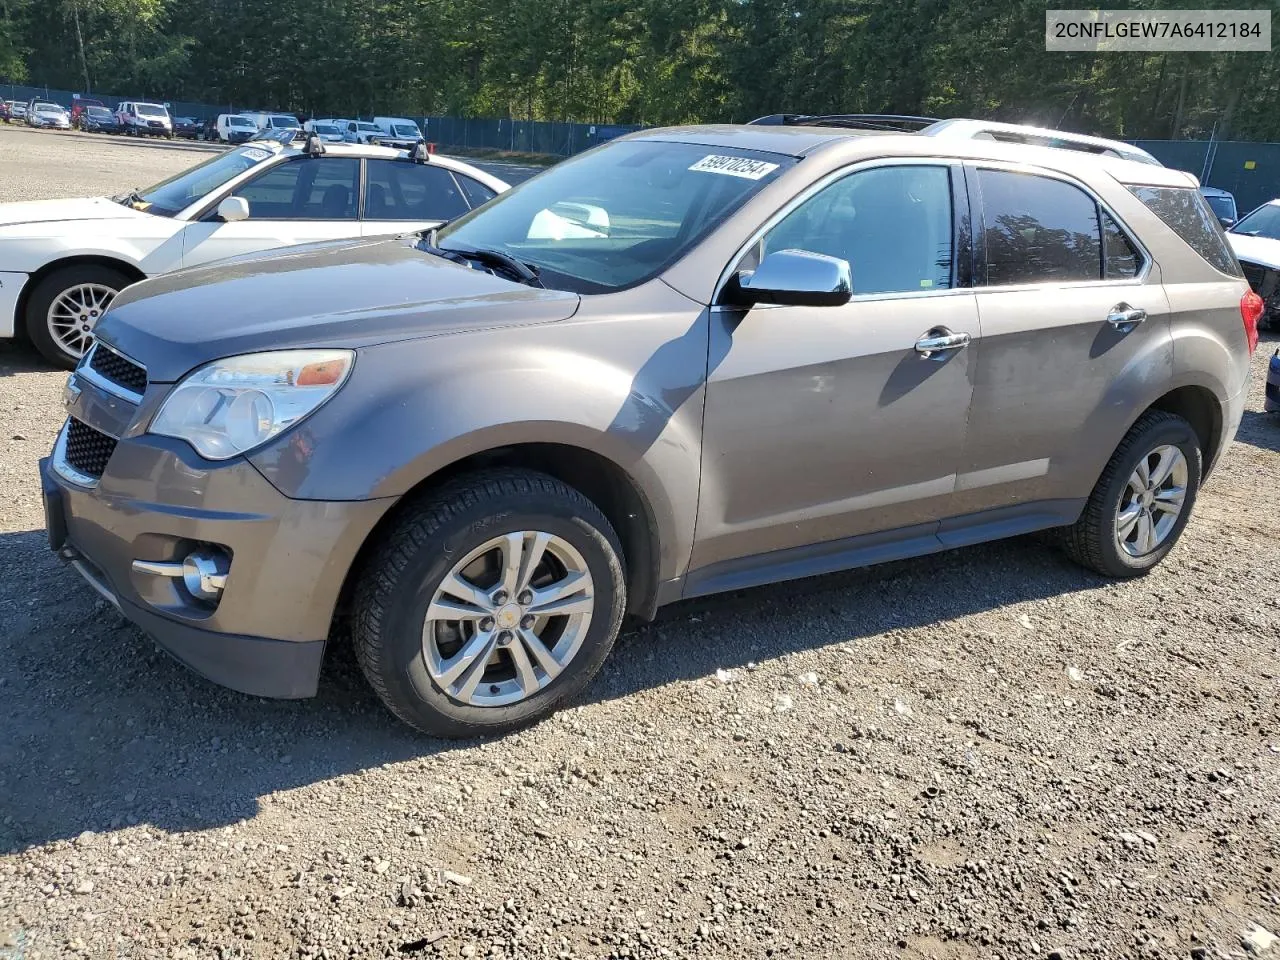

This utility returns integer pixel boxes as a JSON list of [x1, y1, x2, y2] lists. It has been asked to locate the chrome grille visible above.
[[64, 418, 118, 479], [85, 342, 147, 397]]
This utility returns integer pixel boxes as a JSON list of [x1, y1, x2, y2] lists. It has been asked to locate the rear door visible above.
[[179, 156, 363, 268], [360, 159, 472, 236], [946, 163, 1172, 534]]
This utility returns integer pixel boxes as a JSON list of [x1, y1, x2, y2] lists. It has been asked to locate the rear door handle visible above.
[[915, 327, 971, 360], [1107, 303, 1147, 330]]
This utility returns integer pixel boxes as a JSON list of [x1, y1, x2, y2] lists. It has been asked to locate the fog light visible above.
[[182, 549, 229, 601]]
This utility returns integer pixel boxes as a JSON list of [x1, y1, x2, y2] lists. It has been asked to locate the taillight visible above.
[[1241, 290, 1263, 355]]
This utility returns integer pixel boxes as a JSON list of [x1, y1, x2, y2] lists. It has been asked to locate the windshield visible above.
[[87, 107, 111, 117], [135, 144, 276, 217], [357, 122, 379, 131], [1232, 203, 1280, 240], [270, 116, 298, 128], [436, 140, 794, 293], [1203, 195, 1236, 220], [392, 124, 420, 138], [228, 116, 255, 128], [136, 104, 167, 118], [313, 123, 340, 134], [35, 103, 62, 113]]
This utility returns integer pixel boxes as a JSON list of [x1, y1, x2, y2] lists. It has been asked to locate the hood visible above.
[[96, 236, 581, 382], [0, 196, 147, 229], [1228, 232, 1280, 271]]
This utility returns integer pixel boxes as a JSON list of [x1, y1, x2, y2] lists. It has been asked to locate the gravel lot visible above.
[[1, 125, 1278, 960]]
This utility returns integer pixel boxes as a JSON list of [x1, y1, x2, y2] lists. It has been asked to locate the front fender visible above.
[[249, 302, 709, 582]]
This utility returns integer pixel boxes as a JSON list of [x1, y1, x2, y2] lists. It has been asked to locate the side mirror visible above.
[[1219, 217, 1236, 229], [725, 249, 852, 307], [217, 196, 250, 222]]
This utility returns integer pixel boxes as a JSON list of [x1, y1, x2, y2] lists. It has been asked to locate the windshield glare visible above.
[[1233, 204, 1280, 240], [136, 104, 167, 118], [136, 145, 275, 216], [436, 140, 794, 293]]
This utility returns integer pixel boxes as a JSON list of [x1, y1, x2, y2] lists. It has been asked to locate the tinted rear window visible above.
[[1128, 185, 1242, 277]]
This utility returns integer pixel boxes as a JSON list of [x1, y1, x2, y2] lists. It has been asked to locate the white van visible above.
[[215, 114, 259, 143], [115, 101, 173, 138], [246, 112, 300, 133], [371, 117, 424, 149]]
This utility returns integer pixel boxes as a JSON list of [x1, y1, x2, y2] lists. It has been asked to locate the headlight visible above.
[[150, 349, 353, 460]]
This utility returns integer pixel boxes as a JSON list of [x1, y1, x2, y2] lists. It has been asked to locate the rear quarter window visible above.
[[1128, 185, 1242, 278]]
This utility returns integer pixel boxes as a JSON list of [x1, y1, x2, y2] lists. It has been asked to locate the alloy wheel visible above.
[[422, 531, 595, 707], [47, 282, 116, 360], [1115, 444, 1188, 557]]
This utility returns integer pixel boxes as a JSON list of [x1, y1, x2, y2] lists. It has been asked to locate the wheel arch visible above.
[[334, 442, 665, 639], [16, 255, 145, 341], [1146, 383, 1224, 477]]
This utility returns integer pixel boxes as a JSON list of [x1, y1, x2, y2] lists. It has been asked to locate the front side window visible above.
[[978, 169, 1102, 286], [437, 140, 795, 293], [137, 144, 279, 216], [364, 160, 469, 221], [747, 165, 954, 295], [235, 157, 360, 220]]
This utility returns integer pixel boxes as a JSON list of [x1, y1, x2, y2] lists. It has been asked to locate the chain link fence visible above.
[[1134, 140, 1280, 215]]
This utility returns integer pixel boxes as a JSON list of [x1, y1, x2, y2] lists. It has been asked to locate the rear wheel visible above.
[[25, 264, 130, 369], [352, 469, 627, 738], [1062, 410, 1202, 577]]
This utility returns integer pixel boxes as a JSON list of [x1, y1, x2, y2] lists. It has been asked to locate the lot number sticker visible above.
[[689, 155, 779, 180], [242, 148, 271, 162]]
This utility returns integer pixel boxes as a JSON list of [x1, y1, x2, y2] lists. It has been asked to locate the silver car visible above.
[[43, 120, 1261, 737]]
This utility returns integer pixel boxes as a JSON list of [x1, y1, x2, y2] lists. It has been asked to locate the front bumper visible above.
[[41, 374, 395, 697]]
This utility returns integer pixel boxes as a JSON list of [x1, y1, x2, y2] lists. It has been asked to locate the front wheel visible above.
[[1062, 410, 1202, 577], [352, 469, 627, 738], [25, 264, 130, 369]]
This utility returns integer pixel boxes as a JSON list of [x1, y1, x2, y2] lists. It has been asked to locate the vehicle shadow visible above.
[[1236, 409, 1279, 452], [0, 339, 54, 377], [0, 518, 1104, 854]]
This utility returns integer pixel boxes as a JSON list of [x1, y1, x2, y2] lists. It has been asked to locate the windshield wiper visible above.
[[113, 188, 149, 209], [417, 232, 544, 288]]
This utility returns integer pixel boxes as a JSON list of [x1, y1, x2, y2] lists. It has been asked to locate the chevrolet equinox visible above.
[[42, 121, 1262, 737]]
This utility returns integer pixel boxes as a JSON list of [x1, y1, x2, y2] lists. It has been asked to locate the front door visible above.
[[179, 156, 363, 268], [690, 163, 980, 587]]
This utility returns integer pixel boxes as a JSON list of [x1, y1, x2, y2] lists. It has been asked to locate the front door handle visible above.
[[1107, 303, 1147, 330], [915, 327, 971, 360]]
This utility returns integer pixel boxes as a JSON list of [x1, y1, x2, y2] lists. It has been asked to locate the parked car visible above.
[[1200, 186, 1238, 228], [0, 101, 10, 123], [37, 119, 1260, 737], [69, 96, 104, 127], [115, 101, 173, 138], [210, 113, 258, 143], [8, 100, 28, 121], [172, 116, 200, 139], [26, 101, 71, 130], [342, 119, 382, 144], [1226, 199, 1280, 331], [371, 116, 424, 149], [1267, 350, 1280, 413], [303, 119, 346, 143], [79, 104, 121, 134], [0, 140, 508, 367], [246, 112, 300, 134]]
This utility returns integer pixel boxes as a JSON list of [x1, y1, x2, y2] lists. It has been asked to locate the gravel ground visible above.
[[1, 126, 1279, 960]]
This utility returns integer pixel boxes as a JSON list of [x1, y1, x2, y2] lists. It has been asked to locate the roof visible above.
[[623, 122, 1199, 186]]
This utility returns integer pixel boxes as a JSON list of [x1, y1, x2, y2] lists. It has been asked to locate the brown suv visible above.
[[41, 120, 1261, 737]]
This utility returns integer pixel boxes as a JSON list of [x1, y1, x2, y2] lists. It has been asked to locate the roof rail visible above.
[[748, 113, 941, 133], [919, 119, 1162, 166]]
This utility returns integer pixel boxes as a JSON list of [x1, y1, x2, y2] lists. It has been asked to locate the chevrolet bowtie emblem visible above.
[[64, 375, 81, 407]]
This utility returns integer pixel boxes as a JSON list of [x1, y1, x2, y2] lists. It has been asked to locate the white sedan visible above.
[[0, 138, 510, 367]]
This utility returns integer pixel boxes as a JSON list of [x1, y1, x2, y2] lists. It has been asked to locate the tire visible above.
[[352, 469, 627, 738], [1062, 410, 1202, 578], [25, 264, 131, 369]]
